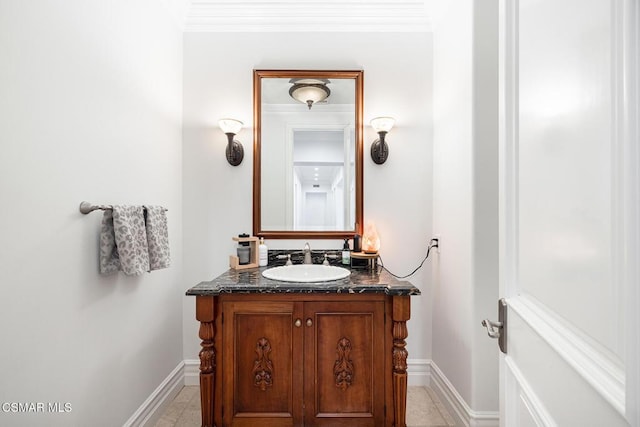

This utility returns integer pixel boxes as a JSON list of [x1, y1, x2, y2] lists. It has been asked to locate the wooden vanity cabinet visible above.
[[206, 294, 398, 427]]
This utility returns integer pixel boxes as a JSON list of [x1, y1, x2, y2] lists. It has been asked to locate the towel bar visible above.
[[79, 201, 168, 214], [79, 202, 113, 214]]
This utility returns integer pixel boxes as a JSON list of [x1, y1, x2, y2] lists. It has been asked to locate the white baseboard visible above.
[[142, 358, 498, 427], [408, 358, 431, 386], [124, 361, 185, 427], [429, 361, 499, 427], [184, 358, 200, 386]]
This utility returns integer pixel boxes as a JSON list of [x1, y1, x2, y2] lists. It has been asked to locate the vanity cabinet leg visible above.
[[196, 296, 217, 427], [392, 296, 410, 427]]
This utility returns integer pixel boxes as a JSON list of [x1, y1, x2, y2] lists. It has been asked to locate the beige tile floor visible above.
[[154, 386, 455, 427]]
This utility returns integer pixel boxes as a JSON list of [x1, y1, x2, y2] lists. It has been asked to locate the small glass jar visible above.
[[237, 246, 251, 265]]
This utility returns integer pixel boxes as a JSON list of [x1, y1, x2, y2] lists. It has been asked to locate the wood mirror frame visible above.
[[253, 69, 363, 239]]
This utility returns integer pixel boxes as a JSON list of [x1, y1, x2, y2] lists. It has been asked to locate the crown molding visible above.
[[184, 1, 432, 32]]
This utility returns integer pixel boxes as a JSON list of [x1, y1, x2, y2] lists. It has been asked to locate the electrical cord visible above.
[[377, 238, 439, 279]]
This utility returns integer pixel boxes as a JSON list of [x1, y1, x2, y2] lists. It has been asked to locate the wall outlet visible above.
[[431, 235, 440, 253]]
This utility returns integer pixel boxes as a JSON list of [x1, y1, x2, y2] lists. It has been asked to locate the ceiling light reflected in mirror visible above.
[[289, 78, 331, 109]]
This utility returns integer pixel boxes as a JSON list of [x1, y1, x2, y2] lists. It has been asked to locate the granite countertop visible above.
[[186, 266, 421, 297]]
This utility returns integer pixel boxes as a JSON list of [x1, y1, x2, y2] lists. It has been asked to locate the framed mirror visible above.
[[253, 70, 363, 239]]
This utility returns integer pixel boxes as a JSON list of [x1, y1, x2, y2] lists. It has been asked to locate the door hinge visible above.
[[481, 298, 507, 354]]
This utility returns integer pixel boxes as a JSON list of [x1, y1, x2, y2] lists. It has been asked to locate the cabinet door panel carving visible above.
[[334, 337, 354, 390], [253, 337, 274, 391]]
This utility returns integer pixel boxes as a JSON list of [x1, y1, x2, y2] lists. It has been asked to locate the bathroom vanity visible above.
[[186, 266, 420, 427]]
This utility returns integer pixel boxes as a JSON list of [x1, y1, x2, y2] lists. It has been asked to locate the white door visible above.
[[497, 0, 639, 426]]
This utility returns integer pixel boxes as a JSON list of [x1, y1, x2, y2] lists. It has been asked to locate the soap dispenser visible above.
[[342, 239, 351, 265], [258, 238, 268, 267], [353, 233, 362, 253]]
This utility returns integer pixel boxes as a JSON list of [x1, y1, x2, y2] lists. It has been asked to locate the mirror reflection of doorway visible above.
[[291, 129, 351, 230]]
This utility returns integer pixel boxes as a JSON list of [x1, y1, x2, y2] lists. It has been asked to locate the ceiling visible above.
[[178, 0, 433, 32]]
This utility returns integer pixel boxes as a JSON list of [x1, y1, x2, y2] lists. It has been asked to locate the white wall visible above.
[[0, 1, 183, 426], [432, 0, 499, 415], [182, 32, 434, 365]]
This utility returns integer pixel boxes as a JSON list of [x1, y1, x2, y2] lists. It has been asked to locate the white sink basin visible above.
[[262, 264, 351, 283]]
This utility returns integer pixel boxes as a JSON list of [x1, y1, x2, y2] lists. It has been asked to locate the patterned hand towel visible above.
[[144, 205, 170, 271], [99, 205, 149, 275], [100, 210, 119, 275]]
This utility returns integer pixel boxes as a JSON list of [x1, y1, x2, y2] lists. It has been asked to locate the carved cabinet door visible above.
[[222, 301, 304, 426], [302, 300, 386, 426]]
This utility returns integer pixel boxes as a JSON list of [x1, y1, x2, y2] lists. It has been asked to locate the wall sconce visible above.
[[370, 117, 395, 164], [219, 118, 244, 166]]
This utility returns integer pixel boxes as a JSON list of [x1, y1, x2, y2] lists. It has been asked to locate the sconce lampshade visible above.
[[370, 116, 395, 165], [289, 78, 331, 110], [219, 118, 244, 166], [218, 118, 243, 135], [370, 116, 395, 133]]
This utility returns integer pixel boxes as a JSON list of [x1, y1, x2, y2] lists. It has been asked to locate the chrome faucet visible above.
[[303, 242, 312, 264]]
